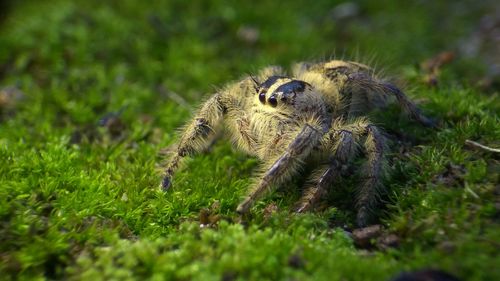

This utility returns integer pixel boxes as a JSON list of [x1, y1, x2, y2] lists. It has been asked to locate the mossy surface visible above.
[[0, 0, 499, 280]]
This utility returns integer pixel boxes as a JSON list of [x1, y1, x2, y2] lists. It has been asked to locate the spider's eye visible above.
[[253, 85, 260, 93], [259, 92, 266, 104], [268, 95, 278, 107]]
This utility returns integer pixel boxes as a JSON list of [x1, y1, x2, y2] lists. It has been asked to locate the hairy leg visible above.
[[236, 123, 324, 214], [295, 60, 436, 128], [161, 66, 286, 191], [344, 72, 436, 128], [381, 82, 436, 127], [355, 123, 387, 227], [300, 118, 387, 227], [295, 129, 356, 213], [161, 93, 225, 190]]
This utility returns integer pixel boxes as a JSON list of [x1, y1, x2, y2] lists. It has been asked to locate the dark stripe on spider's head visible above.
[[267, 80, 310, 107], [259, 75, 287, 90], [257, 77, 310, 107], [274, 80, 309, 94]]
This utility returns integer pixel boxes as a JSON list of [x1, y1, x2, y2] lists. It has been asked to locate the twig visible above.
[[465, 139, 500, 153], [157, 84, 190, 109], [167, 91, 191, 109]]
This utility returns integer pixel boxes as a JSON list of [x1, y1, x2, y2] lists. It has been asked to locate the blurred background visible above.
[[1, 0, 499, 134], [1, 0, 499, 97], [1, 0, 499, 132]]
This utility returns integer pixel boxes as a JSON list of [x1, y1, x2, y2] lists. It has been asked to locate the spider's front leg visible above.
[[236, 122, 325, 214], [161, 93, 225, 190], [295, 129, 356, 213], [355, 123, 387, 227], [295, 119, 387, 227], [336, 120, 387, 226]]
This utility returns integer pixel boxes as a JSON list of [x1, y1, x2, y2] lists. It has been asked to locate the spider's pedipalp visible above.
[[225, 109, 256, 155], [236, 123, 324, 214]]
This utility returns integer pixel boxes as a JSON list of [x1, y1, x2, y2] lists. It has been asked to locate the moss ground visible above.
[[0, 0, 499, 280]]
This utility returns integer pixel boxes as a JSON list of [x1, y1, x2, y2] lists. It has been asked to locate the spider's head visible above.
[[254, 76, 318, 111]]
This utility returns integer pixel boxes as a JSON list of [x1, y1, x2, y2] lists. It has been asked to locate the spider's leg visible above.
[[236, 123, 324, 214], [381, 82, 436, 128], [295, 129, 356, 213], [348, 73, 436, 128], [344, 73, 436, 128], [161, 69, 285, 191], [297, 60, 436, 128], [355, 123, 387, 227], [161, 93, 226, 190], [224, 110, 256, 155]]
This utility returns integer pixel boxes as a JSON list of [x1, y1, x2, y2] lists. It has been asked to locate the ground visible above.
[[0, 0, 499, 280]]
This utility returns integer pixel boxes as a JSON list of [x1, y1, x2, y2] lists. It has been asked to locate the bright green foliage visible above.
[[0, 0, 499, 280]]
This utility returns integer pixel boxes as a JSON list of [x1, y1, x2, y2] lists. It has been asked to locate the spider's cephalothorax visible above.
[[161, 60, 435, 227]]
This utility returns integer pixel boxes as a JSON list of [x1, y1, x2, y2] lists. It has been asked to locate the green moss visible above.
[[1, 0, 499, 280]]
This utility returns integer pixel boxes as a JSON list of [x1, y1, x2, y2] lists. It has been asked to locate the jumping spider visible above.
[[161, 60, 435, 227]]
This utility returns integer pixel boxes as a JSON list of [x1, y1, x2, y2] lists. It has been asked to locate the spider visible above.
[[160, 60, 435, 227]]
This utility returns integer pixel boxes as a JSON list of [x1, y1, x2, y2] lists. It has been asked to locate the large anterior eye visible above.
[[268, 95, 277, 107], [259, 92, 266, 104]]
